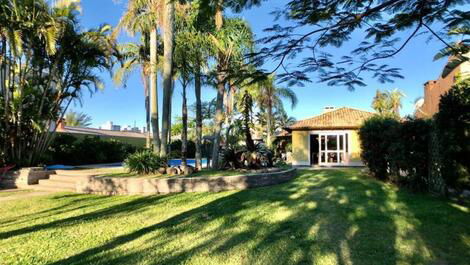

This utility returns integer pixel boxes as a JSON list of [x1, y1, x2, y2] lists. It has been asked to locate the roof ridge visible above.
[[295, 107, 374, 122], [287, 106, 376, 130]]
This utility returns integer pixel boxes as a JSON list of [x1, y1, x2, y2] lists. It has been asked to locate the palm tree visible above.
[[173, 2, 215, 169], [372, 88, 404, 119], [113, 39, 152, 147], [65, 111, 93, 127], [253, 74, 298, 149], [388, 88, 405, 117], [160, 0, 175, 157], [209, 18, 254, 168], [116, 0, 164, 153], [1, 0, 118, 166]]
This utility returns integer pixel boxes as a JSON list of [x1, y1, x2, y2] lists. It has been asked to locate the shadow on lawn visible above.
[[0, 195, 170, 240], [4, 169, 470, 265]]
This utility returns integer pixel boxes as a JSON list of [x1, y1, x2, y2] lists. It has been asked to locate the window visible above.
[[327, 135, 337, 150]]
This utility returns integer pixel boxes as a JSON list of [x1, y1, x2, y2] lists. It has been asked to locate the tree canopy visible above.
[[252, 0, 469, 90]]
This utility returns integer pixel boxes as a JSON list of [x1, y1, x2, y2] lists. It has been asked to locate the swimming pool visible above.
[[169, 159, 208, 167], [46, 159, 208, 170]]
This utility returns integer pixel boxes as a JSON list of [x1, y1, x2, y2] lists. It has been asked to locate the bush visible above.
[[392, 118, 433, 191], [435, 79, 470, 190], [220, 144, 274, 169], [169, 140, 196, 159], [44, 134, 138, 165], [359, 116, 400, 181], [124, 150, 168, 175]]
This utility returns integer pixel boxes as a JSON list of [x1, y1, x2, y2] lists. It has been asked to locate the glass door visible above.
[[319, 133, 348, 165]]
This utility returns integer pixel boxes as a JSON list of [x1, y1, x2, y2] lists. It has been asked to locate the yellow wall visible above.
[[291, 129, 364, 166], [349, 130, 362, 162], [292, 131, 310, 165]]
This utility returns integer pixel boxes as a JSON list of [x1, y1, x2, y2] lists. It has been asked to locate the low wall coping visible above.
[[76, 168, 297, 195]]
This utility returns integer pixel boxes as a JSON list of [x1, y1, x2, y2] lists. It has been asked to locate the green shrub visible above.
[[124, 150, 168, 175], [44, 134, 138, 165], [169, 140, 196, 158], [220, 144, 274, 169], [435, 79, 470, 190], [391, 118, 433, 191], [359, 116, 400, 181]]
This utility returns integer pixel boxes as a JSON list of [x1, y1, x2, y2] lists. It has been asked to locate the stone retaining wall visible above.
[[0, 168, 54, 189], [76, 168, 297, 195]]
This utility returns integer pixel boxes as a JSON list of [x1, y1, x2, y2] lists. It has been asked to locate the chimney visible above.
[[323, 106, 336, 113], [57, 118, 66, 131]]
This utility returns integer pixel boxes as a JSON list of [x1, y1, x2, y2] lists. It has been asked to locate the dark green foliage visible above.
[[240, 90, 255, 151], [435, 79, 470, 190], [169, 140, 196, 159], [392, 118, 433, 191], [359, 116, 400, 181], [44, 134, 137, 166], [124, 150, 168, 175], [253, 0, 468, 89], [220, 144, 273, 169]]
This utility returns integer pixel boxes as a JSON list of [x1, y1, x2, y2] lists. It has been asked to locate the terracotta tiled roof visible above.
[[288, 107, 375, 130], [58, 126, 147, 139]]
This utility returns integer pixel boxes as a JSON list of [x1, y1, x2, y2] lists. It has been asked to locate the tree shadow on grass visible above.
[[0, 194, 115, 227], [5, 169, 469, 265], [45, 170, 402, 265], [0, 194, 171, 240]]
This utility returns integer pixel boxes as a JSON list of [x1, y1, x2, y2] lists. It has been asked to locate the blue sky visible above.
[[75, 0, 452, 128]]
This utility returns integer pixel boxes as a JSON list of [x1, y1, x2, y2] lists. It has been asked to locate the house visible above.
[[284, 107, 375, 167], [56, 121, 147, 147], [416, 56, 470, 118]]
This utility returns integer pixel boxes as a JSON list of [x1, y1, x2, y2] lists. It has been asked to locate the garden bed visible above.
[[76, 168, 297, 195]]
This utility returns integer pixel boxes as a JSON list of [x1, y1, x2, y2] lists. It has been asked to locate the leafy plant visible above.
[[44, 135, 137, 166], [124, 150, 168, 175], [359, 116, 401, 181], [435, 78, 470, 190], [391, 118, 433, 191]]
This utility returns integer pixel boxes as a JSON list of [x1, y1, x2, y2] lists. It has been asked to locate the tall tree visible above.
[[0, 0, 118, 166], [209, 18, 254, 168], [160, 0, 175, 157], [174, 2, 213, 168], [252, 74, 297, 149], [113, 39, 152, 147], [372, 88, 404, 119], [116, 0, 164, 152], [254, 0, 469, 90], [64, 111, 93, 127]]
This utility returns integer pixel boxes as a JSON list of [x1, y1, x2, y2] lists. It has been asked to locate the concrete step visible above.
[[31, 184, 75, 192], [49, 174, 88, 183], [38, 179, 76, 189]]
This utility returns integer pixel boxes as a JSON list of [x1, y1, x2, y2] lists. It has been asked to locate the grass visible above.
[[0, 189, 33, 197], [0, 168, 469, 265]]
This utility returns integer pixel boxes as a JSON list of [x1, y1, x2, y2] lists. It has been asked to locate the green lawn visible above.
[[0, 169, 469, 265]]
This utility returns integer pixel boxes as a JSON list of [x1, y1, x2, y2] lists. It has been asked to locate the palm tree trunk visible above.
[[194, 62, 203, 170], [167, 78, 174, 155], [160, 0, 174, 157], [267, 99, 273, 149], [211, 71, 225, 169], [181, 83, 188, 168], [142, 70, 151, 148], [150, 29, 160, 153], [210, 2, 225, 169]]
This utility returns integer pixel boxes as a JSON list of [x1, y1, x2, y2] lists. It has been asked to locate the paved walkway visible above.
[[0, 189, 53, 202]]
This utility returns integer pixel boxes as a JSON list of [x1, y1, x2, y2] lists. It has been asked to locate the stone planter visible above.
[[76, 168, 297, 195]]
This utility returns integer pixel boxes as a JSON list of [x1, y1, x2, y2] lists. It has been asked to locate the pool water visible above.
[[169, 159, 208, 167], [46, 159, 208, 170]]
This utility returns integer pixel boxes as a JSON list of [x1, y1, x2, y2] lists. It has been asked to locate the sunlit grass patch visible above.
[[0, 168, 468, 265]]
